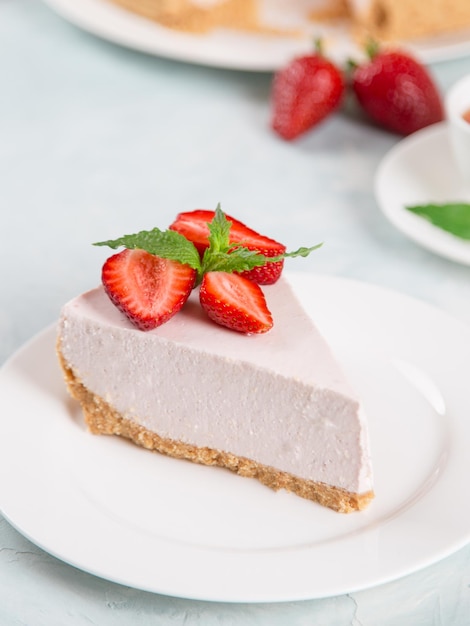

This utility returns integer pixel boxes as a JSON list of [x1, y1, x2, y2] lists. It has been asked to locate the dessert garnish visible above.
[[94, 206, 321, 333], [169, 208, 287, 285], [99, 250, 197, 331], [406, 202, 470, 240], [199, 271, 274, 334]]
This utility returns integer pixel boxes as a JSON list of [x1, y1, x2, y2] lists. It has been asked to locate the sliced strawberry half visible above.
[[169, 209, 286, 285], [102, 248, 196, 331], [169, 210, 213, 256], [199, 271, 273, 334]]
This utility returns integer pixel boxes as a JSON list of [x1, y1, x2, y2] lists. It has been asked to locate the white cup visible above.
[[445, 74, 470, 185]]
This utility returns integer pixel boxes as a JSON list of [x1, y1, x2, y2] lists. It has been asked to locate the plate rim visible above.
[[1, 272, 470, 602]]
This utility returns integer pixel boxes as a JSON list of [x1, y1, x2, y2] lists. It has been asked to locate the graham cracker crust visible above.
[[58, 346, 374, 514]]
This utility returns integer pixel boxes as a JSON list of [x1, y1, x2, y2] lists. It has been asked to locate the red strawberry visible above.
[[351, 47, 444, 135], [169, 210, 214, 256], [102, 249, 196, 330], [270, 50, 345, 140], [199, 271, 273, 334], [169, 209, 286, 285]]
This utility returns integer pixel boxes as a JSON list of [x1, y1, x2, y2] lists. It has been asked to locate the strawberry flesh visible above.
[[169, 209, 286, 285], [169, 210, 213, 256], [199, 271, 273, 334], [271, 54, 345, 140], [352, 50, 444, 136], [102, 248, 196, 330]]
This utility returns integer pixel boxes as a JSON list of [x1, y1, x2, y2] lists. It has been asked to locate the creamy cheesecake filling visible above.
[[58, 278, 373, 501], [58, 351, 374, 513]]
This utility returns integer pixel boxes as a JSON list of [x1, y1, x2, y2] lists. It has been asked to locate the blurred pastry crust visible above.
[[352, 0, 470, 42], [107, 0, 262, 33]]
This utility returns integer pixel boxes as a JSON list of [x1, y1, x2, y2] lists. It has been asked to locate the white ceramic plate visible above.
[[376, 122, 470, 266], [41, 0, 470, 71], [1, 273, 470, 602]]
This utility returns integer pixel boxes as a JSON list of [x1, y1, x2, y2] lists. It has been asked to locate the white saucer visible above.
[[375, 122, 470, 265]]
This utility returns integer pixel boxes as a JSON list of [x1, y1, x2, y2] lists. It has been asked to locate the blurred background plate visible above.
[[42, 0, 470, 71]]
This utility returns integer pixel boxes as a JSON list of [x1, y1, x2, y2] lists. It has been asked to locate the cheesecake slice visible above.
[[57, 276, 374, 513]]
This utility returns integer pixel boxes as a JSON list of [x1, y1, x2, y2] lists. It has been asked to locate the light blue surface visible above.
[[1, 1, 470, 623]]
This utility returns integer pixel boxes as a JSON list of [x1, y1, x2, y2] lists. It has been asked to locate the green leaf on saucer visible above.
[[405, 203, 470, 240]]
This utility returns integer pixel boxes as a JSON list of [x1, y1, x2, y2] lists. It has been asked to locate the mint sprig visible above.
[[405, 202, 470, 240], [94, 228, 202, 269], [200, 205, 276, 274], [282, 245, 323, 258], [93, 205, 322, 283]]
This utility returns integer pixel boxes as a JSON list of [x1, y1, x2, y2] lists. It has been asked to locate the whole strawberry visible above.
[[271, 43, 345, 140], [351, 44, 444, 135]]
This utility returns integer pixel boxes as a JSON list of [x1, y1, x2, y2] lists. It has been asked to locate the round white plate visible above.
[[42, 0, 470, 71], [375, 122, 470, 266], [1, 273, 470, 603]]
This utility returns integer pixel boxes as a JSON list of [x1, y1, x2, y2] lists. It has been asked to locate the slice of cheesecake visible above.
[[57, 276, 374, 513]]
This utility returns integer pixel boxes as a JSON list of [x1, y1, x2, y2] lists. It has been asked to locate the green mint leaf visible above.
[[93, 228, 202, 270], [93, 207, 323, 286], [202, 246, 271, 274], [206, 203, 232, 254], [201, 242, 324, 275], [261, 243, 324, 264], [282, 243, 323, 259], [405, 203, 470, 240]]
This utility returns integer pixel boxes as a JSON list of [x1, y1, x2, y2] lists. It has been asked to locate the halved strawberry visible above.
[[102, 248, 196, 330], [169, 209, 286, 285], [199, 271, 273, 334], [169, 210, 213, 256]]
